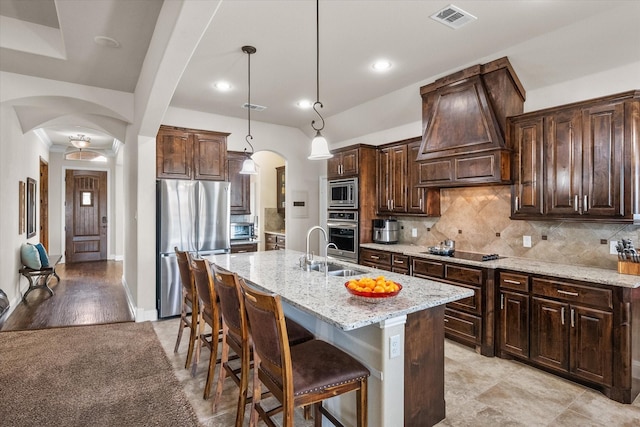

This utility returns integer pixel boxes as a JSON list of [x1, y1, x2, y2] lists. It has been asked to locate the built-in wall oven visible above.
[[327, 211, 358, 262], [328, 178, 358, 209]]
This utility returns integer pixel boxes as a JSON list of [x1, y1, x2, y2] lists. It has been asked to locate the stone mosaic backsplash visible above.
[[395, 186, 639, 270], [263, 207, 285, 233]]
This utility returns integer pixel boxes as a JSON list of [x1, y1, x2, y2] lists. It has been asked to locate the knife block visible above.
[[618, 260, 640, 276]]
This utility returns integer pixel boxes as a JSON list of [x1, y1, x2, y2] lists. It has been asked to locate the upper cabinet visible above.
[[510, 90, 640, 223], [377, 138, 440, 216], [227, 151, 251, 214], [417, 57, 525, 187], [156, 125, 228, 181], [327, 148, 359, 179], [276, 166, 285, 214]]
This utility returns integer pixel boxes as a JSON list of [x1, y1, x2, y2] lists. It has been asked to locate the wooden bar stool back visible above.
[[174, 247, 198, 370], [191, 258, 221, 400], [240, 280, 370, 427]]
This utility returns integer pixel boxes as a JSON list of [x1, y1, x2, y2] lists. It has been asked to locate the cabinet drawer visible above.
[[392, 254, 409, 269], [230, 243, 257, 254], [265, 233, 277, 244], [276, 235, 286, 245], [444, 308, 481, 345], [500, 272, 530, 292], [447, 283, 482, 315], [532, 278, 612, 310], [360, 248, 392, 266], [444, 264, 482, 286], [412, 258, 444, 278]]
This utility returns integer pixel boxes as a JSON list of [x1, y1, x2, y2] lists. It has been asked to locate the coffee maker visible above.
[[372, 219, 399, 244]]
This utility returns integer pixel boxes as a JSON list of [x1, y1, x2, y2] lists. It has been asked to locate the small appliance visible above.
[[231, 222, 255, 241], [328, 178, 358, 209], [372, 218, 398, 244]]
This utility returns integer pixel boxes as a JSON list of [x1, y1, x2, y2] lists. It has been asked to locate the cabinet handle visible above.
[[370, 255, 380, 260], [574, 195, 579, 212], [393, 259, 404, 264], [571, 308, 575, 328], [557, 289, 579, 297], [561, 307, 565, 325], [501, 294, 504, 310], [503, 279, 521, 285], [419, 197, 423, 211], [237, 250, 248, 253], [444, 318, 449, 323], [514, 196, 519, 210], [583, 195, 588, 213]]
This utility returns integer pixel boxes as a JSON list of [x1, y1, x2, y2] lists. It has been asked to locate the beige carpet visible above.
[[0, 322, 201, 427]]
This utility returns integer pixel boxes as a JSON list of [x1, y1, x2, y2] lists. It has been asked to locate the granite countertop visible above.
[[264, 230, 286, 236], [230, 239, 259, 246], [206, 249, 473, 331], [360, 243, 640, 289]]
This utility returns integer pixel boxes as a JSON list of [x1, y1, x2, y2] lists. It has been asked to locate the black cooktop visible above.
[[428, 250, 503, 262]]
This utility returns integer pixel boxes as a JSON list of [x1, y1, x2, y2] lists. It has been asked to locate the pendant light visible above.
[[308, 0, 333, 160], [240, 45, 258, 175]]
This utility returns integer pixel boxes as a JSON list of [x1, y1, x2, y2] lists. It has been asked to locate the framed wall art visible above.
[[26, 177, 37, 238]]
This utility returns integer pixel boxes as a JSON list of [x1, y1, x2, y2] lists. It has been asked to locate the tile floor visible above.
[[153, 318, 640, 426]]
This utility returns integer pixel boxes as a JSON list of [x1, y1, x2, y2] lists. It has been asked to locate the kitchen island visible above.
[[206, 249, 473, 427]]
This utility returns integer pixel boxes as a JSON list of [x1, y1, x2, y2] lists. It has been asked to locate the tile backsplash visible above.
[[263, 207, 285, 233], [396, 186, 638, 270]]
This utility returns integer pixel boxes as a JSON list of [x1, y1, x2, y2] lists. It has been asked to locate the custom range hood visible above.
[[415, 57, 525, 187]]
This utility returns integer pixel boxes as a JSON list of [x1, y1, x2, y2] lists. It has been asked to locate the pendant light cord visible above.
[[244, 46, 255, 154], [312, 0, 325, 132]]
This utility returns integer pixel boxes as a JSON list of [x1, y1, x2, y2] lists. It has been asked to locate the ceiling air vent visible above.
[[242, 103, 267, 112], [430, 4, 477, 29]]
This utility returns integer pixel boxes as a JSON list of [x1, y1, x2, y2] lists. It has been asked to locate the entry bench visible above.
[[19, 254, 62, 302]]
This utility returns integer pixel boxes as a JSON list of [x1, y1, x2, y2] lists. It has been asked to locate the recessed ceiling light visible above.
[[372, 60, 392, 72], [296, 100, 313, 109], [214, 81, 232, 91], [94, 36, 120, 48]]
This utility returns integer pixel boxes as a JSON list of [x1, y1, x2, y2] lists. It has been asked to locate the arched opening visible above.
[[250, 151, 286, 251]]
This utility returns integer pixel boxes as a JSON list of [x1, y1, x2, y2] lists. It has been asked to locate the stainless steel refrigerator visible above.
[[156, 179, 231, 318]]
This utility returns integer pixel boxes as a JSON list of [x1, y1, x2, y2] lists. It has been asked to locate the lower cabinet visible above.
[[265, 233, 285, 251], [498, 271, 625, 402], [359, 247, 409, 275], [412, 257, 494, 356], [230, 243, 257, 254]]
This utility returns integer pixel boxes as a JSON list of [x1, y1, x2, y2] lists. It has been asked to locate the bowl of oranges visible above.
[[345, 276, 402, 303]]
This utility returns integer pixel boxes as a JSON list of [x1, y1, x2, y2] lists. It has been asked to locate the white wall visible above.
[[0, 104, 50, 311], [252, 150, 285, 251]]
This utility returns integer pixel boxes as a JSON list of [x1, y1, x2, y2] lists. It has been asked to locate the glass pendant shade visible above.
[[308, 130, 333, 160], [239, 156, 258, 175]]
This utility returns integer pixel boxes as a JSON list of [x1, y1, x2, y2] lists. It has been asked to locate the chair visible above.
[[211, 264, 314, 427], [174, 247, 198, 370], [240, 280, 370, 427], [190, 258, 221, 399]]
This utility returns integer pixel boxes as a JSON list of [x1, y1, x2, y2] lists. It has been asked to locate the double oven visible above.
[[327, 177, 359, 262]]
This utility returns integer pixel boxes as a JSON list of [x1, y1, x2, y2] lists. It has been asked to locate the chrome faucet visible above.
[[304, 225, 329, 267]]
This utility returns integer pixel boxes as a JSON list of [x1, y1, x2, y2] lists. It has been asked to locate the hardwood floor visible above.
[[0, 260, 134, 331]]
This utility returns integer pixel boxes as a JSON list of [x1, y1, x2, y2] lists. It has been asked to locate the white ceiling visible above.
[[1, 0, 639, 151]]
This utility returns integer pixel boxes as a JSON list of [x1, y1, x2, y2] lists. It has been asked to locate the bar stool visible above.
[[190, 258, 221, 399], [240, 280, 370, 427], [174, 247, 198, 370], [211, 264, 314, 427]]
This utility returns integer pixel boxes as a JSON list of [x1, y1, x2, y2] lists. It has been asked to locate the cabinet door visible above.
[[327, 154, 343, 179], [389, 144, 407, 212], [511, 116, 544, 217], [276, 166, 285, 213], [531, 297, 569, 373], [193, 132, 227, 181], [227, 152, 250, 214], [570, 305, 613, 385], [341, 148, 359, 176], [581, 102, 625, 218], [500, 291, 529, 358], [544, 110, 582, 216], [156, 127, 192, 179], [377, 148, 392, 213]]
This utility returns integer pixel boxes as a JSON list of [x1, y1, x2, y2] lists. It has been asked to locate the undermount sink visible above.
[[305, 262, 365, 277]]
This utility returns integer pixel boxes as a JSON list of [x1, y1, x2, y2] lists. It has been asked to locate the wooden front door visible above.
[[65, 170, 107, 263]]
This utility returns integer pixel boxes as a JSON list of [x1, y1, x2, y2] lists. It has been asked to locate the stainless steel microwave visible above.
[[328, 178, 358, 209]]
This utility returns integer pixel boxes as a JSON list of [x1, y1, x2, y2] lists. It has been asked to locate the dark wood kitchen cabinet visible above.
[[265, 232, 285, 251], [276, 166, 285, 214], [412, 257, 495, 356], [509, 90, 640, 222], [230, 243, 257, 253], [359, 247, 409, 275], [377, 138, 440, 216], [227, 151, 250, 214], [498, 272, 530, 359], [156, 125, 228, 181], [327, 147, 359, 178]]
